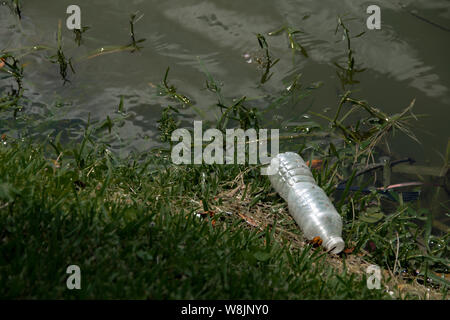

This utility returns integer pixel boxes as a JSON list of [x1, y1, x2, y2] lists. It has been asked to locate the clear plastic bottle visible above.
[[268, 152, 345, 254]]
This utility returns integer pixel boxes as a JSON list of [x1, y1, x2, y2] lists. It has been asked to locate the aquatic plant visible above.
[[268, 25, 309, 58], [73, 26, 90, 46], [48, 21, 75, 84], [256, 34, 280, 84], [158, 67, 192, 106], [0, 53, 24, 117], [128, 11, 146, 52], [4, 0, 21, 19], [334, 17, 367, 90], [157, 105, 179, 143]]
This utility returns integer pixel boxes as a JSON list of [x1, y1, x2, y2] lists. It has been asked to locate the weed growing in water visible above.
[[128, 11, 146, 52], [268, 25, 309, 58], [159, 67, 192, 106], [216, 96, 260, 132], [334, 17, 367, 90], [256, 34, 280, 84], [0, 54, 23, 98], [48, 21, 75, 84], [73, 26, 90, 46], [309, 90, 420, 161], [3, 0, 21, 19], [0, 53, 24, 117], [157, 105, 179, 143]]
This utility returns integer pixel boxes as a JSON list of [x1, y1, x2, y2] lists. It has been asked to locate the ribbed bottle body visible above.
[[268, 152, 344, 254]]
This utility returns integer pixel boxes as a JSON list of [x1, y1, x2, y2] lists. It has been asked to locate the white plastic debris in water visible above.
[[267, 152, 345, 254]]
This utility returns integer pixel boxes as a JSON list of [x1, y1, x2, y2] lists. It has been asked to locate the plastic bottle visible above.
[[267, 152, 345, 254]]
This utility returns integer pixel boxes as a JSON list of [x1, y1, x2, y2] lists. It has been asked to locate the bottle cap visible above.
[[325, 237, 345, 254]]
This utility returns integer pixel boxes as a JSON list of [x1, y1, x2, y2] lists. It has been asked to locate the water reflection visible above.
[[0, 0, 448, 161]]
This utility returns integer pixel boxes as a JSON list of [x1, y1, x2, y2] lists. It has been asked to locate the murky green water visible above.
[[1, 1, 449, 161], [1, 0, 449, 165]]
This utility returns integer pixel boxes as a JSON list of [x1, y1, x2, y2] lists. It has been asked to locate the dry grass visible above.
[[208, 179, 446, 300]]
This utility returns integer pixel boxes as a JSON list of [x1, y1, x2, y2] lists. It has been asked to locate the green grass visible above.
[[0, 139, 388, 299]]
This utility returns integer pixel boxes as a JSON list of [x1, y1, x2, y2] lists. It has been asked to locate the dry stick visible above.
[[345, 98, 386, 120], [350, 198, 355, 230], [338, 157, 415, 186], [393, 231, 400, 275], [333, 91, 351, 123], [0, 202, 10, 210]]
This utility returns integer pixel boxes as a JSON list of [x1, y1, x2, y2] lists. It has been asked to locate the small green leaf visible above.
[[253, 251, 271, 262], [360, 207, 384, 223], [118, 96, 124, 113]]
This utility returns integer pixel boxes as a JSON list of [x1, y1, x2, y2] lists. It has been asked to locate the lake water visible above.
[[1, 0, 449, 212], [1, 0, 449, 161]]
